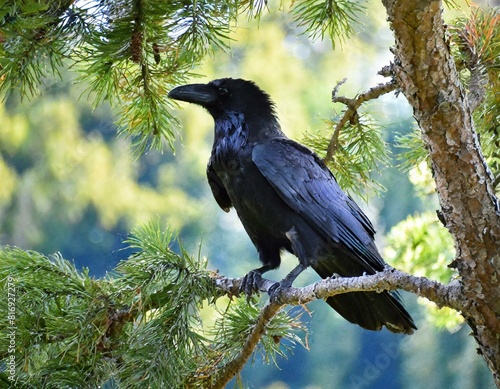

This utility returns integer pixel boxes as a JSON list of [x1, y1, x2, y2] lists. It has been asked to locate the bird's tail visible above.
[[312, 263, 416, 335]]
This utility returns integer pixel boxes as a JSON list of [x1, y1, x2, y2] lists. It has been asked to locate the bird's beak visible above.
[[167, 83, 216, 106]]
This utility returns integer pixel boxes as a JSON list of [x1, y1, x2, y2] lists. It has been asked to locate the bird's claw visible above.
[[268, 280, 292, 304], [240, 269, 291, 304], [240, 269, 263, 300], [267, 282, 282, 304]]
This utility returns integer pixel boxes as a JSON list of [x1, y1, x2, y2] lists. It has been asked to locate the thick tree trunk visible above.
[[381, 0, 500, 385]]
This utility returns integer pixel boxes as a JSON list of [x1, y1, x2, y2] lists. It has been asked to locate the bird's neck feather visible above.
[[214, 111, 283, 144]]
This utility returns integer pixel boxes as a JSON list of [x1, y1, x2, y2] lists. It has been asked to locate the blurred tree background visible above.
[[0, 0, 496, 387]]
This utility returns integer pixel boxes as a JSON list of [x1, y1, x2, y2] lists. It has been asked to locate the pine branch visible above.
[[291, 0, 365, 47], [394, 129, 428, 172], [211, 300, 282, 389], [449, 7, 500, 112], [213, 266, 464, 385], [324, 75, 398, 164], [1, 234, 465, 386], [215, 266, 464, 313]]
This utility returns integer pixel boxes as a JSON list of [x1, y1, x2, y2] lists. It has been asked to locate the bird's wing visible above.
[[207, 161, 232, 212], [252, 138, 383, 270]]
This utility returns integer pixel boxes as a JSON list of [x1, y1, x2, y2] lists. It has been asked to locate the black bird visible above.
[[168, 78, 416, 334]]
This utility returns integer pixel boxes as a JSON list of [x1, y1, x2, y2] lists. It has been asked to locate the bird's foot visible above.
[[267, 279, 293, 304], [267, 263, 306, 304], [240, 269, 265, 300]]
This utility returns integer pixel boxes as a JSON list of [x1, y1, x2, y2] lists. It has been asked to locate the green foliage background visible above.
[[0, 0, 498, 387]]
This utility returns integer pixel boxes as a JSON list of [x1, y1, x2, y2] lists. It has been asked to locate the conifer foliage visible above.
[[0, 223, 303, 387], [0, 0, 237, 152]]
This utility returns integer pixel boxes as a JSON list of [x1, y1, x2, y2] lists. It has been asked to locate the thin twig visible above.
[[324, 79, 398, 164]]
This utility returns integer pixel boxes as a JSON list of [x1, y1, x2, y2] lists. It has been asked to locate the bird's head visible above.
[[168, 78, 279, 128]]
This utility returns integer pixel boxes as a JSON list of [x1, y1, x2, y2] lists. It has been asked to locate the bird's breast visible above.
[[211, 114, 249, 175]]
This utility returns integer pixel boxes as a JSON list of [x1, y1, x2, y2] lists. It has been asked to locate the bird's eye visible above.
[[218, 87, 228, 96]]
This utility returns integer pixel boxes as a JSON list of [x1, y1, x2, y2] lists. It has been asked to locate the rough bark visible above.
[[381, 0, 500, 385]]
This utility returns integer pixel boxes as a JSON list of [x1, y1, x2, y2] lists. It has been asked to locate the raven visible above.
[[168, 78, 416, 334]]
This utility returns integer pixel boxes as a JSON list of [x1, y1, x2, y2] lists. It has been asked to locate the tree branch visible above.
[[215, 266, 464, 312], [324, 75, 398, 164], [211, 300, 282, 389], [212, 266, 464, 387]]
